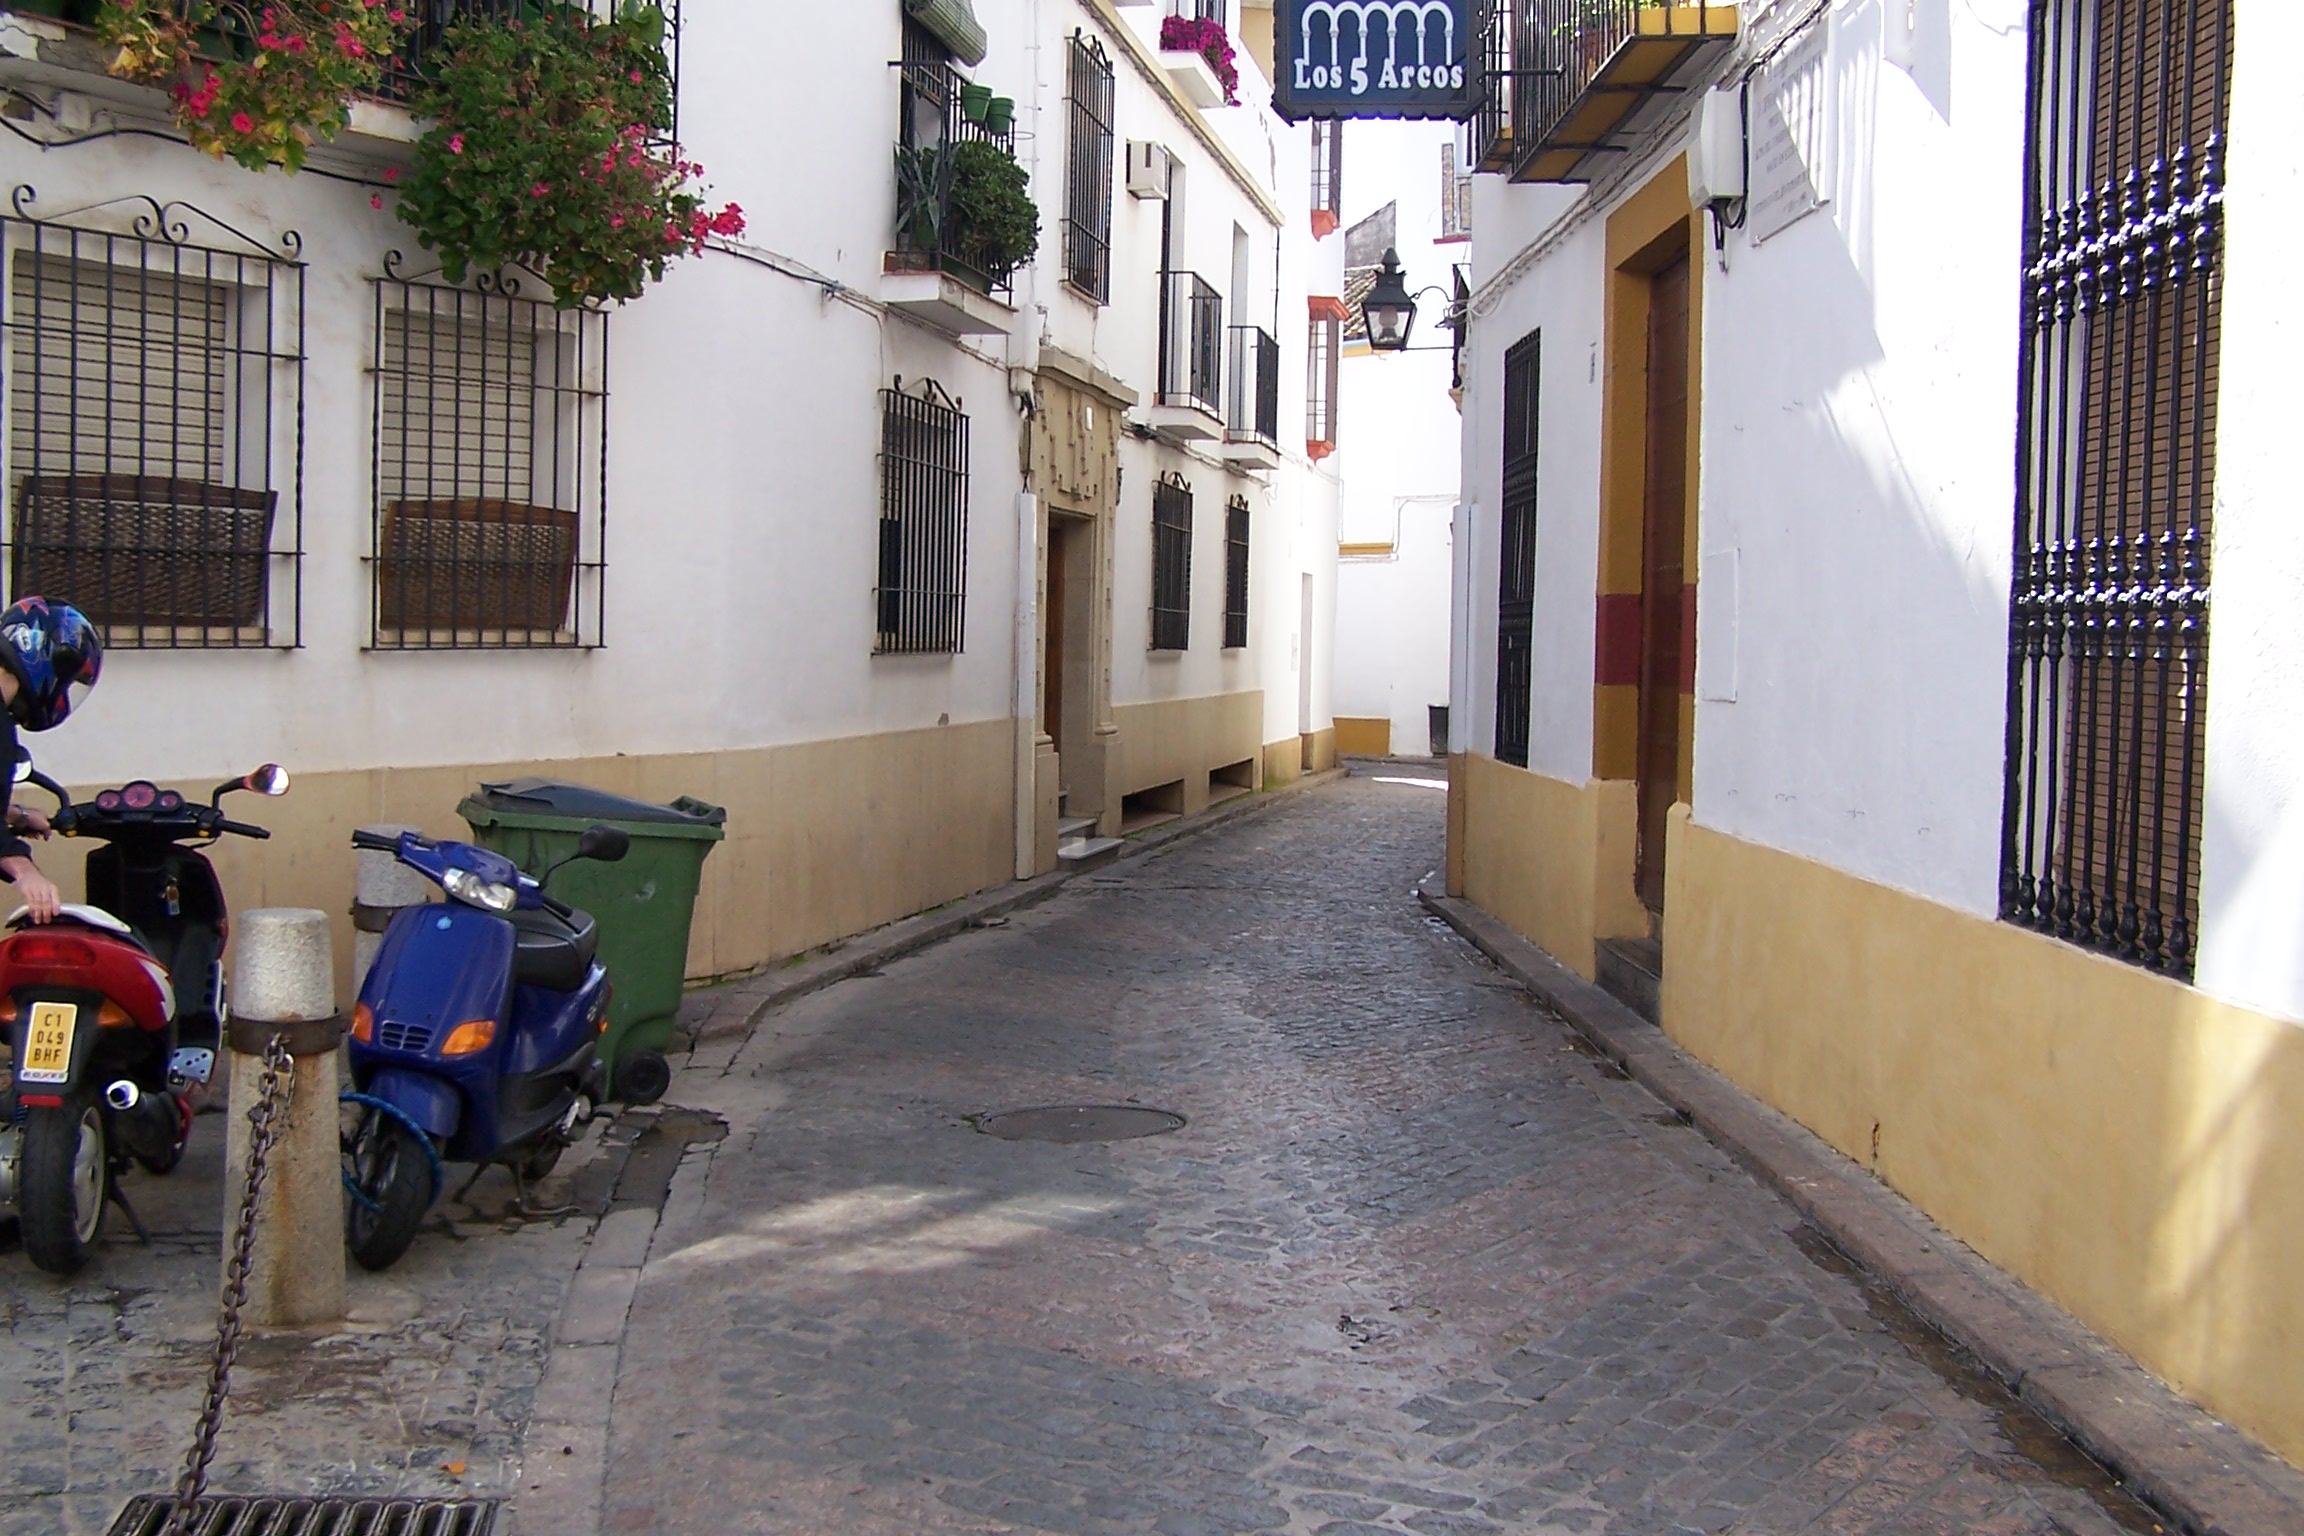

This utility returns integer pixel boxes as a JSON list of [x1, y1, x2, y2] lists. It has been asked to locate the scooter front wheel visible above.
[[343, 1107, 433, 1272], [20, 1097, 108, 1275]]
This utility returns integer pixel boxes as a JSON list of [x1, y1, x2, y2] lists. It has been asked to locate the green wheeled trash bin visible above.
[[457, 778, 726, 1106]]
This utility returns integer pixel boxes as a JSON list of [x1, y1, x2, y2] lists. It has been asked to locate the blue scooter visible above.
[[340, 822, 629, 1270]]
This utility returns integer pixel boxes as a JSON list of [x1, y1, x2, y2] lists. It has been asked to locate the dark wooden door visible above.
[[1636, 255, 1691, 915], [1044, 520, 1069, 754]]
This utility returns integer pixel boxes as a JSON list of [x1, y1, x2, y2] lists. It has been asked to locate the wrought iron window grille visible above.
[[1065, 31, 1116, 305], [1223, 493, 1249, 650], [1, 186, 305, 650], [1225, 324, 1281, 449], [1310, 119, 1344, 229], [2000, 0, 2229, 980], [1167, 0, 1227, 22], [1305, 313, 1340, 453], [368, 254, 607, 651], [877, 376, 970, 655], [893, 17, 1020, 300], [1496, 330, 1539, 768], [1158, 271, 1224, 418], [378, 0, 684, 144], [1150, 470, 1193, 652]]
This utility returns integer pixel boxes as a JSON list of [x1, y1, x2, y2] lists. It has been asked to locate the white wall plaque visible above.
[[1748, 17, 1833, 245]]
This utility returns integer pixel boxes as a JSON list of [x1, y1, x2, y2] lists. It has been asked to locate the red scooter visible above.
[[0, 753, 288, 1274]]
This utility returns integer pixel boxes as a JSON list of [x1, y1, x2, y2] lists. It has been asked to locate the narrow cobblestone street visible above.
[[600, 773, 2160, 1536]]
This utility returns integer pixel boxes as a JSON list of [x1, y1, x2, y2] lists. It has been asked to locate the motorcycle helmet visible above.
[[0, 596, 103, 731]]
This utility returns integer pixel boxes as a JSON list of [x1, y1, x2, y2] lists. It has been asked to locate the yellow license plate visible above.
[[18, 1001, 77, 1085]]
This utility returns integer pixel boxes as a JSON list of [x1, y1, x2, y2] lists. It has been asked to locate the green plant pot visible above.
[[982, 96, 1014, 135], [959, 82, 993, 123]]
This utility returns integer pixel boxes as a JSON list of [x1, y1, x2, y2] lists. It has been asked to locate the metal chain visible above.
[[163, 1035, 297, 1536]]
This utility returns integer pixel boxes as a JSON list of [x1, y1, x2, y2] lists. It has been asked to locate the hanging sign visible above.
[[1273, 0, 1479, 121]]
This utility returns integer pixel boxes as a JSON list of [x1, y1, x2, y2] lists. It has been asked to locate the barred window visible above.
[[2000, 0, 2230, 978], [1064, 31, 1116, 304], [1151, 471, 1193, 652], [1496, 331, 1539, 768], [1223, 494, 1249, 650], [1306, 309, 1340, 455], [878, 378, 969, 654], [3, 194, 304, 648], [1310, 120, 1343, 235], [371, 267, 607, 649]]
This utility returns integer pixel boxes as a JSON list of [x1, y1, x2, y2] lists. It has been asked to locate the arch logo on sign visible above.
[[1274, 0, 1478, 121]]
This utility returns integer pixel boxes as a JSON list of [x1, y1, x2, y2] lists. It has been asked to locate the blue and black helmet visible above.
[[0, 596, 102, 731]]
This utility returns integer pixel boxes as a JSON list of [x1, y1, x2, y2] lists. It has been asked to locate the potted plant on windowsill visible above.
[[1158, 14, 1239, 107]]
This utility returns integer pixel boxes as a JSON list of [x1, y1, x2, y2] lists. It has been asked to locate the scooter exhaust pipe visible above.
[[105, 1080, 142, 1112], [105, 1083, 181, 1166]]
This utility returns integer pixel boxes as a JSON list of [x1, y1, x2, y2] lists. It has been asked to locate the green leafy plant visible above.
[[893, 141, 954, 253], [390, 2, 742, 307], [97, 0, 413, 172], [946, 137, 1038, 280]]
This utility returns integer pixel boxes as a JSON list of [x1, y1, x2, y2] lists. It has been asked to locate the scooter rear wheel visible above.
[[21, 1098, 108, 1275], [343, 1109, 433, 1272], [134, 1094, 194, 1177]]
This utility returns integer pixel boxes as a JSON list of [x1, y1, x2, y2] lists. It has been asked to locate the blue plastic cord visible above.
[[339, 1092, 446, 1205]]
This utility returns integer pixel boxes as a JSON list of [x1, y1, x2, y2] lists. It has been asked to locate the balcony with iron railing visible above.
[[1222, 324, 1281, 469], [1501, 0, 1737, 183], [1151, 270, 1224, 440], [882, 19, 1022, 337]]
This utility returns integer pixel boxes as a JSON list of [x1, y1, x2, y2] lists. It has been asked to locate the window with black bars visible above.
[[1306, 313, 1339, 451], [877, 378, 970, 654], [1064, 31, 1115, 304], [1151, 472, 1193, 652], [2, 190, 304, 649], [1496, 331, 1539, 768], [1310, 120, 1343, 228], [1223, 494, 1250, 650], [370, 264, 607, 650], [2001, 0, 2229, 979]]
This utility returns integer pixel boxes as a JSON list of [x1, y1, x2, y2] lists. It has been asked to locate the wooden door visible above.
[[1635, 255, 1691, 915], [1044, 519, 1069, 756]]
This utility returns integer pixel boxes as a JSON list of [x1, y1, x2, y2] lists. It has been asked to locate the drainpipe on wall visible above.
[[1008, 0, 1049, 881]]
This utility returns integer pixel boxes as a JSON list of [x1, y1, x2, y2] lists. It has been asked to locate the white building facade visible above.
[[0, 0, 1342, 986], [1452, 0, 2303, 1467]]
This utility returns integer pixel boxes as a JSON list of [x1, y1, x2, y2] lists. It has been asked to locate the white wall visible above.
[[1334, 501, 1453, 753]]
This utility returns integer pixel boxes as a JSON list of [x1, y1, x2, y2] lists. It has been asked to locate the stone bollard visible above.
[[224, 908, 346, 1328], [352, 824, 428, 987]]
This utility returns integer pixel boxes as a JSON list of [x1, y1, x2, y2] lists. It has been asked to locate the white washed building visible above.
[[0, 0, 1345, 986], [1449, 0, 2303, 1467]]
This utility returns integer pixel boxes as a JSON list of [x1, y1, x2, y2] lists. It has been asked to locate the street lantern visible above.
[[1361, 247, 1417, 352]]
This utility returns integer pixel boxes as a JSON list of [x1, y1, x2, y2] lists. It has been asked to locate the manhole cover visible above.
[[109, 1495, 497, 1535], [973, 1106, 1186, 1143]]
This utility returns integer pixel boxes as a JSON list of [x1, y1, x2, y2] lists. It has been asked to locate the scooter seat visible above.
[[506, 903, 599, 993]]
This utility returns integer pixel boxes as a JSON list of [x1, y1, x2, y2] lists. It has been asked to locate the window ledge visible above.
[[1159, 48, 1226, 110], [880, 265, 1016, 338]]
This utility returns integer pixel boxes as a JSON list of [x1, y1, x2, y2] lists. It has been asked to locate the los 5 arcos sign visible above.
[[1273, 0, 1479, 122]]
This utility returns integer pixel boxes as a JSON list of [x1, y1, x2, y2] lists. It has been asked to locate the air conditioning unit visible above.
[[1126, 141, 1173, 200]]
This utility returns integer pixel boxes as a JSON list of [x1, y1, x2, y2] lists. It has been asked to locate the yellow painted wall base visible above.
[[1111, 692, 1265, 820], [1264, 737, 1303, 787], [49, 720, 1017, 1001], [1663, 814, 2304, 1465], [1457, 753, 1644, 979], [1303, 727, 1338, 773], [1334, 717, 1392, 756]]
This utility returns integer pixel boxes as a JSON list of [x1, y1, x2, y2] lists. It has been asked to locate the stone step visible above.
[[1058, 815, 1098, 840], [1057, 836, 1124, 864], [1595, 936, 1663, 1024]]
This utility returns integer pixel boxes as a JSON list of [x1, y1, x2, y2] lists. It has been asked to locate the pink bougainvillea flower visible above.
[[448, 133, 465, 153], [370, 192, 384, 209], [232, 111, 256, 134], [531, 182, 551, 197], [382, 165, 400, 181], [629, 69, 643, 83], [610, 215, 625, 229]]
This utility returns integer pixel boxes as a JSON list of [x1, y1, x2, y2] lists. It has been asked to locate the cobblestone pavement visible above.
[[0, 1093, 621, 1535], [601, 772, 2163, 1536]]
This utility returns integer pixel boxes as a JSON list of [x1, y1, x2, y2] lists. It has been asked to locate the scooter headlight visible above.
[[442, 866, 518, 913]]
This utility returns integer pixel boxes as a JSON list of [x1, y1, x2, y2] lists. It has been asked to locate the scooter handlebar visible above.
[[351, 829, 414, 853], [215, 818, 271, 840]]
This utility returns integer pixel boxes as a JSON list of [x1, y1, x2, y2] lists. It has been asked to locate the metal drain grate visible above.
[[973, 1106, 1186, 1143], [108, 1495, 498, 1535]]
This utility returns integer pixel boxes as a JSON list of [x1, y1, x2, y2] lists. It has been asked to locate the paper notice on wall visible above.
[[1749, 17, 1833, 245]]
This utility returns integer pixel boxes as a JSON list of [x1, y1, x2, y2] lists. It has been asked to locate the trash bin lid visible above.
[[462, 778, 727, 836]]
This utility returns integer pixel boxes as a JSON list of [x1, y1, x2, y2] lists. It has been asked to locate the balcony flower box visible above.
[[1159, 15, 1239, 107]]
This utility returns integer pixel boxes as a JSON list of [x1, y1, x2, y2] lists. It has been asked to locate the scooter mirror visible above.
[[245, 764, 291, 797], [575, 823, 630, 864], [10, 748, 30, 786]]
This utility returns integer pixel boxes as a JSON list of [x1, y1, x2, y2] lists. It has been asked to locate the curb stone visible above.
[[1416, 877, 2304, 1536], [678, 767, 1351, 1049]]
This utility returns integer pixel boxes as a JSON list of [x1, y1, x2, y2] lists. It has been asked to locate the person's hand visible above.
[[0, 855, 59, 923], [11, 807, 51, 839]]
